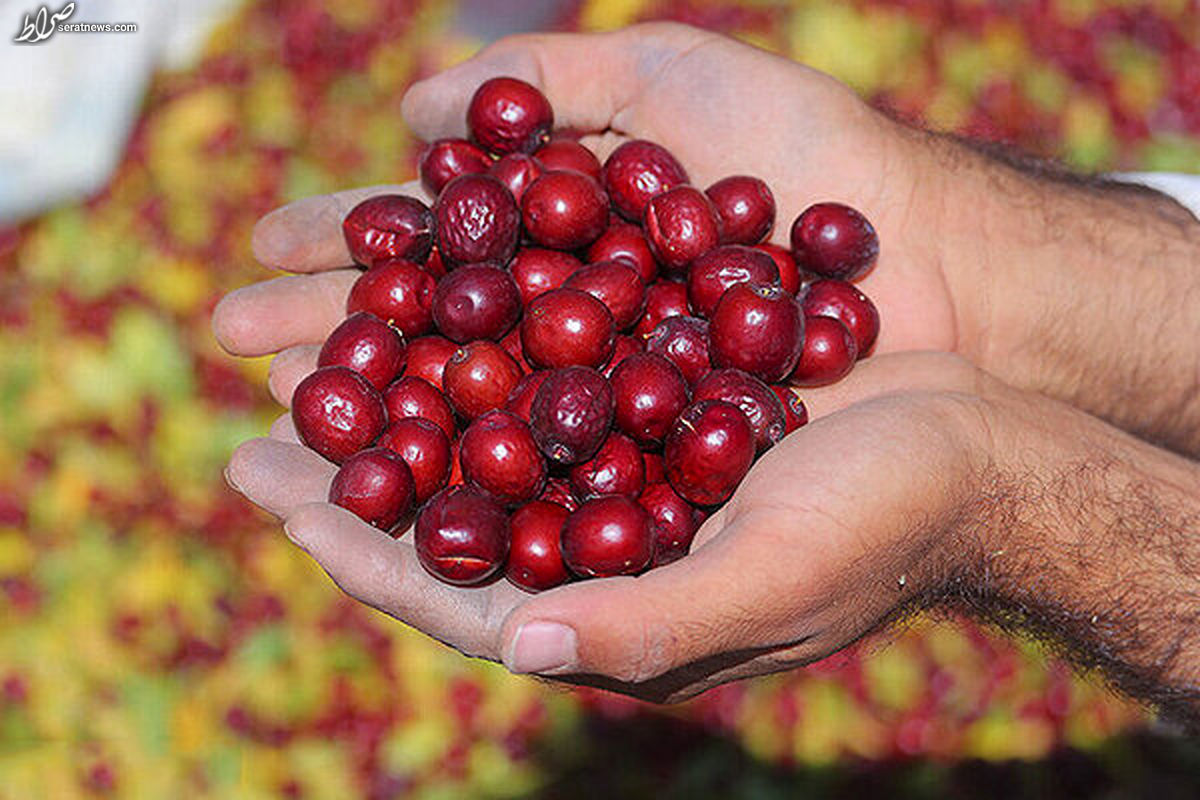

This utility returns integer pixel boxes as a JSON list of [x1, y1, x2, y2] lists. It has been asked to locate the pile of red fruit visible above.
[[292, 76, 881, 591]]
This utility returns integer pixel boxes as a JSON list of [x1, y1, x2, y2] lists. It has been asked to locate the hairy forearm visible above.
[[929, 135, 1200, 456], [945, 396, 1200, 728]]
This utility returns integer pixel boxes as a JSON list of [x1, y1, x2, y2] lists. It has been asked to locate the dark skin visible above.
[[212, 24, 1200, 725]]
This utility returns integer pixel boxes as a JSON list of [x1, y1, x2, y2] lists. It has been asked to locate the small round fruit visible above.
[[770, 384, 810, 434], [506, 501, 571, 592], [521, 170, 609, 250], [342, 195, 434, 267], [509, 248, 581, 306], [602, 139, 689, 222], [561, 496, 654, 578], [529, 366, 614, 465], [382, 375, 457, 441], [569, 431, 645, 500], [504, 370, 550, 423], [467, 76, 553, 155], [329, 447, 415, 534], [686, 244, 780, 319], [347, 258, 437, 338], [790, 202, 879, 281], [705, 176, 774, 246], [488, 152, 543, 202], [292, 366, 387, 464], [534, 138, 602, 181], [317, 311, 407, 390], [643, 186, 722, 278], [708, 283, 805, 383], [664, 400, 756, 506], [376, 417, 452, 504], [633, 280, 689, 337], [539, 476, 579, 511], [640, 482, 703, 566], [693, 368, 786, 453], [754, 243, 801, 295], [403, 335, 458, 390], [609, 352, 690, 447], [587, 221, 658, 284], [602, 334, 643, 377], [563, 259, 645, 331], [789, 315, 858, 386], [460, 409, 547, 506], [800, 279, 880, 357], [520, 288, 615, 369], [415, 485, 510, 586], [644, 315, 712, 387], [434, 174, 520, 267], [431, 263, 522, 343], [442, 340, 523, 420], [418, 138, 492, 197]]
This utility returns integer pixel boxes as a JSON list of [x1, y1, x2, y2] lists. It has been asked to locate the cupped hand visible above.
[[222, 351, 1001, 703]]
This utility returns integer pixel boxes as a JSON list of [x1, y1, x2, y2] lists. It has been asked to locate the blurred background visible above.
[[2, 0, 1199, 797]]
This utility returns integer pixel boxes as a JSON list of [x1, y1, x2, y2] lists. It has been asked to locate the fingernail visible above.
[[223, 468, 243, 493], [504, 622, 577, 675]]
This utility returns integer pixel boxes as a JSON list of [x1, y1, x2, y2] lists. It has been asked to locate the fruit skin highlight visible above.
[[415, 485, 511, 586]]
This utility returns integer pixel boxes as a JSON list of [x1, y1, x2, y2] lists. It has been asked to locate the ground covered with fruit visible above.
[[2, 0, 1199, 797]]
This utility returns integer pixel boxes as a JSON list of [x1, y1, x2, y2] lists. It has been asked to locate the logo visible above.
[[12, 2, 74, 44]]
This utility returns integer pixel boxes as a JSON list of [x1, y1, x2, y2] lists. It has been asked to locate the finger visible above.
[[225, 437, 336, 518], [268, 345, 320, 407], [251, 180, 431, 273], [212, 271, 356, 357], [269, 413, 299, 442], [400, 22, 713, 141], [284, 502, 529, 659]]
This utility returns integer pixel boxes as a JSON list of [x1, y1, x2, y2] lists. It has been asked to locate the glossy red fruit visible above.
[[376, 417, 452, 504], [506, 500, 571, 592], [342, 195, 435, 267], [569, 431, 645, 501], [520, 288, 616, 369], [292, 366, 387, 464], [467, 76, 554, 155], [505, 370, 550, 422], [539, 476, 579, 511], [789, 315, 858, 386], [383, 376, 456, 440], [423, 247, 447, 279], [459, 409, 547, 506], [561, 496, 654, 578], [790, 202, 879, 281], [664, 400, 756, 506], [489, 152, 543, 203], [415, 485, 510, 586], [563, 260, 645, 331], [431, 263, 522, 343], [644, 315, 712, 387], [317, 311, 407, 390], [686, 244, 780, 319], [346, 259, 436, 338], [693, 368, 787, 453], [442, 340, 523, 420], [434, 174, 520, 267], [521, 170, 609, 250], [534, 138, 602, 181], [800, 279, 880, 357], [602, 334, 643, 377], [609, 352, 690, 447], [499, 325, 531, 373], [602, 139, 689, 222], [643, 186, 722, 278], [529, 366, 614, 465], [633, 280, 689, 337], [509, 248, 581, 306], [587, 221, 658, 284], [403, 335, 458, 390], [754, 243, 801, 295], [418, 138, 492, 197], [705, 176, 775, 246], [643, 451, 666, 484], [770, 384, 810, 433], [329, 447, 415, 534], [640, 482, 703, 566], [708, 283, 805, 383]]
